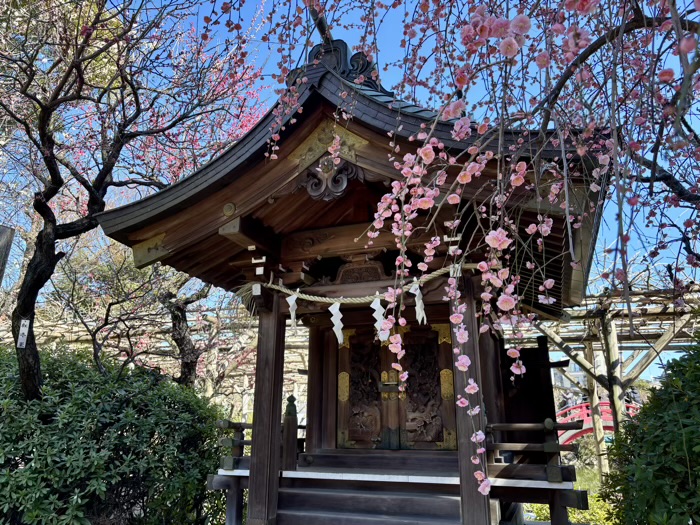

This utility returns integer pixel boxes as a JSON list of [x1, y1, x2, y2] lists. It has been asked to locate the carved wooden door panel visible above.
[[337, 324, 457, 451], [399, 326, 457, 450], [337, 327, 384, 448]]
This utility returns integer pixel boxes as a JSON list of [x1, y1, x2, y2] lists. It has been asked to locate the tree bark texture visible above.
[[11, 227, 64, 400], [161, 292, 200, 388]]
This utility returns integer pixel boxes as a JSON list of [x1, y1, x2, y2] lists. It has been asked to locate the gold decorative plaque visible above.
[[440, 369, 454, 400], [431, 324, 451, 345], [339, 328, 356, 350], [338, 372, 350, 402]]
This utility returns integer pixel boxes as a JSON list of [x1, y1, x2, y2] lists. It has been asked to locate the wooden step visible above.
[[276, 509, 461, 525], [299, 451, 458, 472], [278, 487, 461, 520]]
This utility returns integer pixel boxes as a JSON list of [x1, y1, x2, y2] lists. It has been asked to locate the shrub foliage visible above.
[[0, 348, 224, 524], [602, 348, 700, 525], [526, 493, 613, 524]]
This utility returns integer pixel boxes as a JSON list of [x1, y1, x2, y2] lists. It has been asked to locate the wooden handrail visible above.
[[487, 442, 577, 453], [217, 419, 307, 432], [486, 421, 583, 432]]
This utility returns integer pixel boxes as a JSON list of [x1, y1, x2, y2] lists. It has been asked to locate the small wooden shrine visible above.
[[98, 38, 602, 525]]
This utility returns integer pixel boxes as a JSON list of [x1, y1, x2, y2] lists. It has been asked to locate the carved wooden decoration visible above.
[[288, 119, 368, 174], [287, 39, 394, 96], [298, 158, 366, 201], [335, 259, 389, 284], [337, 323, 456, 450], [401, 329, 444, 447]]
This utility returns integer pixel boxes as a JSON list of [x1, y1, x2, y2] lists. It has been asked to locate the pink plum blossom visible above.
[[455, 327, 469, 344], [496, 294, 516, 311], [510, 14, 531, 35], [680, 36, 697, 55], [443, 99, 466, 120], [499, 37, 520, 58], [419, 145, 435, 164], [658, 69, 675, 83], [510, 173, 525, 187], [447, 193, 461, 205], [471, 430, 485, 443], [491, 17, 510, 38], [457, 170, 472, 184], [484, 228, 513, 250], [455, 354, 471, 371], [535, 52, 551, 69], [510, 361, 527, 375], [478, 479, 492, 495]]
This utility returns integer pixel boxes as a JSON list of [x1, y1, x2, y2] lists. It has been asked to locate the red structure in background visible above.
[[557, 402, 641, 444]]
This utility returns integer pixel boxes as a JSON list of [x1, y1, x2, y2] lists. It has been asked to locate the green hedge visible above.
[[525, 493, 613, 524], [602, 348, 700, 525], [0, 348, 224, 524]]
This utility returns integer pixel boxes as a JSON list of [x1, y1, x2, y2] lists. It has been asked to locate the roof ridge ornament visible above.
[[288, 39, 393, 96]]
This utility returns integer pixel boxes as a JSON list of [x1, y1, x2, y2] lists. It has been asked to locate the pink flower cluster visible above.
[[484, 228, 513, 251], [510, 161, 527, 187], [459, 8, 532, 60]]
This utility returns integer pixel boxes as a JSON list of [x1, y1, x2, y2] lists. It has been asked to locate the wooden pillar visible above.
[[601, 318, 624, 432], [304, 324, 323, 454], [322, 328, 338, 449], [452, 276, 490, 525], [585, 344, 609, 478], [247, 286, 286, 525], [479, 332, 504, 525]]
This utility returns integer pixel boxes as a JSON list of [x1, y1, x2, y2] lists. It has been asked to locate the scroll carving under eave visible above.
[[298, 158, 365, 201]]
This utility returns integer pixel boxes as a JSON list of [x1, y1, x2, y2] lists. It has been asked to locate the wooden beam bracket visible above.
[[132, 233, 170, 268], [220, 216, 281, 256]]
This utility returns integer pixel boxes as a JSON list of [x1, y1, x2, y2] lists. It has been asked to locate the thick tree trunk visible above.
[[161, 293, 199, 388], [11, 227, 64, 400]]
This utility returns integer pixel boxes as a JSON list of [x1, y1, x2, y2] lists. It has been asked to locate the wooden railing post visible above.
[[542, 418, 568, 524], [218, 420, 246, 470], [282, 395, 299, 471]]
